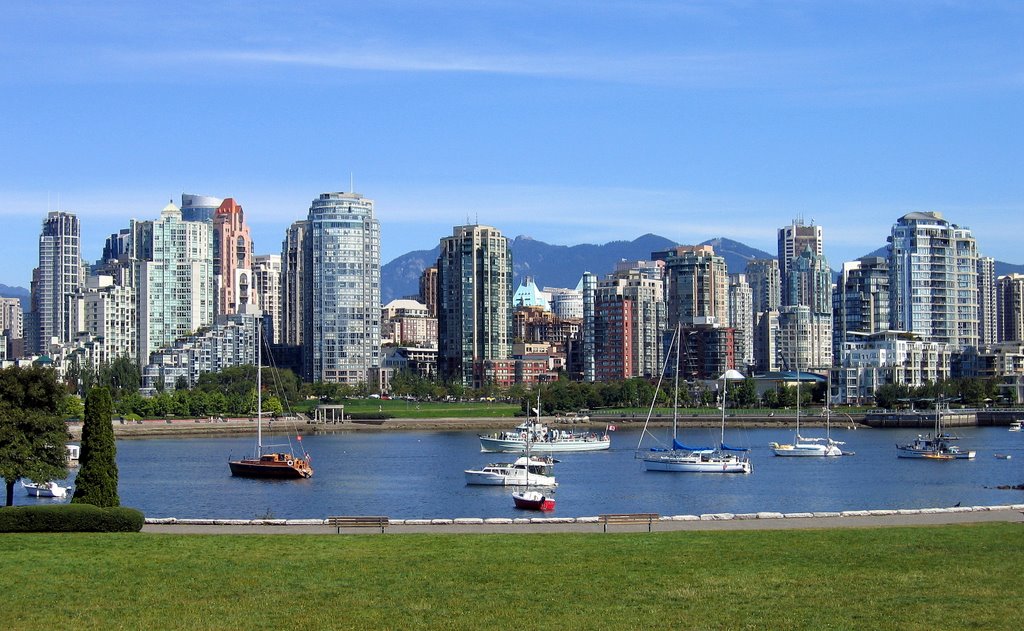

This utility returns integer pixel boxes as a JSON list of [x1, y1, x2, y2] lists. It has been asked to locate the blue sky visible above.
[[2, 1, 1022, 287]]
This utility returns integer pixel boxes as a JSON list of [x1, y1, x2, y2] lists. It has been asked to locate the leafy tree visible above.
[[71, 387, 119, 507], [0, 366, 69, 506]]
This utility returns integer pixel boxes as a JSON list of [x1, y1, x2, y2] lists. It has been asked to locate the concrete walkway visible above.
[[142, 504, 1024, 535]]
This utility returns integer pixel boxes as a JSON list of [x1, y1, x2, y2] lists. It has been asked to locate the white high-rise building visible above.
[[134, 202, 215, 366], [254, 254, 283, 345], [729, 274, 754, 370], [68, 275, 137, 366], [31, 211, 84, 353], [888, 212, 979, 349], [302, 192, 381, 384]]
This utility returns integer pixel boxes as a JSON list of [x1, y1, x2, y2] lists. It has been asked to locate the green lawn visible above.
[[2, 524, 1021, 630]]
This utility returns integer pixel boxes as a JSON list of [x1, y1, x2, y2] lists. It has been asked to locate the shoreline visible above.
[[141, 504, 1024, 534], [74, 414, 869, 440]]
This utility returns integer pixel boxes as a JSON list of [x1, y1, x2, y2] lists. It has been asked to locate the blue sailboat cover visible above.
[[673, 438, 713, 451]]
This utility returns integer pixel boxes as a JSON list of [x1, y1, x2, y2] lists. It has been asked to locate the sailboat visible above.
[[512, 392, 557, 510], [229, 315, 313, 479], [896, 398, 976, 460], [639, 326, 752, 473], [770, 335, 843, 457]]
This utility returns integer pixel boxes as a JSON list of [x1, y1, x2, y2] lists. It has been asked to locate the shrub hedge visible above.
[[0, 504, 144, 532], [347, 412, 392, 420]]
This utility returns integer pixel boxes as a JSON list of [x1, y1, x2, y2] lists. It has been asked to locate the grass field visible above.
[[2, 524, 1021, 630]]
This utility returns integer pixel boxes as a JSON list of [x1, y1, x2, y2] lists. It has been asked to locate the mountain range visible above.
[[3, 238, 1022, 308], [382, 235, 777, 303]]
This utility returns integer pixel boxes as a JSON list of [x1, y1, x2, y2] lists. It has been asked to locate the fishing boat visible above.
[[511, 490, 555, 511], [229, 315, 313, 479], [896, 399, 975, 460], [464, 455, 558, 486], [22, 480, 69, 498], [639, 326, 752, 474]]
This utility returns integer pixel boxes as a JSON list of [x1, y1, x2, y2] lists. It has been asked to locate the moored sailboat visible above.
[[771, 371, 844, 457], [639, 326, 752, 474], [229, 315, 312, 479]]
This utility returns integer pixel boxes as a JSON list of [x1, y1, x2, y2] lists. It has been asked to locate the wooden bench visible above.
[[598, 513, 660, 532], [327, 516, 390, 533]]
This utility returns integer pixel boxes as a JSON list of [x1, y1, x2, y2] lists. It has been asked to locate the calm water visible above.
[[9, 426, 1023, 519]]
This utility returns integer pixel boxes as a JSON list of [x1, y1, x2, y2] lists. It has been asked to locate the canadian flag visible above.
[[608, 425, 617, 432]]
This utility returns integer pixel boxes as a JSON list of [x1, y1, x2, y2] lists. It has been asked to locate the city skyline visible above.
[[3, 2, 1023, 287]]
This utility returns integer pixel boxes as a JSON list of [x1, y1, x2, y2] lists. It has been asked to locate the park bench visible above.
[[327, 515, 390, 533], [598, 513, 660, 533]]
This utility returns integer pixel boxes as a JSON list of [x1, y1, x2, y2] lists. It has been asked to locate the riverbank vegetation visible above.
[[1, 523, 1019, 629]]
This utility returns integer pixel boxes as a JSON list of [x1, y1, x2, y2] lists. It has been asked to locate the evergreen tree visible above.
[[72, 387, 120, 507], [0, 366, 69, 506]]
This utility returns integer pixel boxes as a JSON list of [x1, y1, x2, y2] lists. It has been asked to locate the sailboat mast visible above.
[[720, 372, 727, 445], [672, 324, 680, 441], [256, 315, 262, 456]]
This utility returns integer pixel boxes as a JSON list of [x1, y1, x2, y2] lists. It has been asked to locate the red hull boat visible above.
[[229, 452, 312, 479], [512, 490, 555, 511]]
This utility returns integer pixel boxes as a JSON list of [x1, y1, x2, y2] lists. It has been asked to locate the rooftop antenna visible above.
[[350, 172, 354, 194]]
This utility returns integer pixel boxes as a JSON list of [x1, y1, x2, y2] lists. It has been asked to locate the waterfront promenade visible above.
[[143, 504, 1024, 535]]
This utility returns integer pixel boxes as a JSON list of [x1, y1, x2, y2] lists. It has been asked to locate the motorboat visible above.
[[464, 456, 558, 486], [479, 421, 610, 453], [511, 490, 555, 511], [1009, 421, 1022, 432], [22, 480, 69, 498]]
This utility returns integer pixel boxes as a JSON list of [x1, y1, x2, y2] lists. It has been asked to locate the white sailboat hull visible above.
[[772, 442, 844, 457], [643, 452, 752, 473], [463, 470, 557, 486]]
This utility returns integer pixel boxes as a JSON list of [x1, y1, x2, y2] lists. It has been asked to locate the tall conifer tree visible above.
[[72, 387, 119, 507]]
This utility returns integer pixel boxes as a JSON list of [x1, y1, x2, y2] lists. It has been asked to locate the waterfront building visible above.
[[253, 254, 282, 345], [745, 258, 782, 315], [381, 346, 438, 381], [141, 312, 258, 393], [778, 218, 823, 289], [659, 245, 729, 330], [302, 191, 381, 384], [30, 211, 84, 353], [67, 275, 137, 367], [134, 202, 215, 366], [978, 256, 997, 345], [513, 305, 580, 349], [580, 272, 597, 382], [0, 297, 23, 359], [213, 198, 255, 316], [776, 305, 831, 374], [997, 273, 1024, 342], [833, 256, 890, 363], [835, 331, 952, 405], [280, 221, 307, 348], [594, 266, 666, 380], [754, 310, 781, 373], [180, 193, 223, 223], [728, 274, 754, 371], [381, 299, 437, 348], [888, 212, 979, 350], [437, 224, 513, 387], [955, 341, 1024, 404], [419, 266, 438, 318], [679, 319, 739, 380]]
